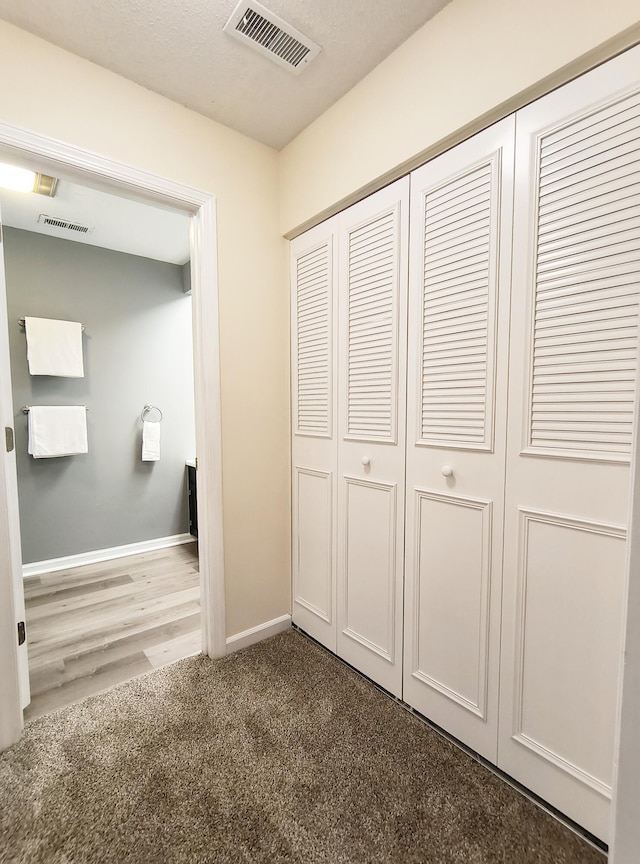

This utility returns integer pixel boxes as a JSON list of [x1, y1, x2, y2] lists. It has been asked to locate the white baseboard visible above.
[[226, 614, 291, 654], [22, 533, 196, 578]]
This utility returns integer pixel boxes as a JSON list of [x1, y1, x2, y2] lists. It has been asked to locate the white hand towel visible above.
[[28, 406, 88, 458], [142, 420, 161, 462], [25, 316, 84, 377]]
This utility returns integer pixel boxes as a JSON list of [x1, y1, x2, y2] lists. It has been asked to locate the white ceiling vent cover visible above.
[[38, 214, 93, 235], [224, 0, 321, 74]]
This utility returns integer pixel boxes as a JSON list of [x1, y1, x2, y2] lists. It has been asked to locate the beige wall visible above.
[[2, 0, 639, 642], [0, 20, 290, 638], [279, 0, 640, 235]]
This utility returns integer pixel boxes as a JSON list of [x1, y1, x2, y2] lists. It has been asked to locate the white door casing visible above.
[[498, 46, 640, 843], [0, 205, 30, 714], [402, 117, 515, 761], [290, 217, 339, 650], [0, 122, 226, 752], [336, 178, 409, 697]]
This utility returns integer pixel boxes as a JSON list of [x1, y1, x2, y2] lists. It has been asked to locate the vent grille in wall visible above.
[[38, 215, 92, 235], [224, 0, 321, 74]]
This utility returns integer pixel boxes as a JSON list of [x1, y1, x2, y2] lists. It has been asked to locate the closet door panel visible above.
[[337, 178, 409, 697], [291, 219, 338, 650], [294, 467, 333, 623], [499, 45, 640, 843], [512, 512, 626, 790], [343, 478, 396, 660], [403, 117, 515, 761], [411, 491, 492, 718]]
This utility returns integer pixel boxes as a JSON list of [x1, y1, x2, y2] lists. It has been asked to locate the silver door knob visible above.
[[361, 456, 371, 467], [441, 465, 453, 477]]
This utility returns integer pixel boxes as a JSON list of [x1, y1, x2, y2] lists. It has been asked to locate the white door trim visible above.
[[0, 121, 226, 750]]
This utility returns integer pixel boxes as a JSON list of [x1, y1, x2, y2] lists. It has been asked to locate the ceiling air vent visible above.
[[224, 0, 321, 74], [38, 215, 93, 235]]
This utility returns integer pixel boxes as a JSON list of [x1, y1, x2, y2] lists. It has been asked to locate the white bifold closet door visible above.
[[498, 46, 640, 843], [336, 178, 409, 697], [403, 118, 515, 760], [290, 217, 338, 652]]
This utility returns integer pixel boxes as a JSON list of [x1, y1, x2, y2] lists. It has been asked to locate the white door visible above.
[[402, 118, 515, 761], [498, 46, 640, 842], [0, 209, 30, 715], [290, 218, 339, 651], [336, 178, 409, 697]]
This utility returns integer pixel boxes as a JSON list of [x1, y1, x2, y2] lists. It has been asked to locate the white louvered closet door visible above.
[[403, 118, 515, 761], [291, 218, 338, 651], [336, 178, 409, 697], [498, 45, 640, 843]]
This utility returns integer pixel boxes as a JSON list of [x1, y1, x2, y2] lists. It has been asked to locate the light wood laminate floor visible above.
[[23, 543, 201, 721]]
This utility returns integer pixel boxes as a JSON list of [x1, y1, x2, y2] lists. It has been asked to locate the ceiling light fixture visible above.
[[0, 163, 36, 193], [0, 162, 58, 197]]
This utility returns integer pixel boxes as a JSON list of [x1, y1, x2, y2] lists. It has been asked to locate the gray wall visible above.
[[4, 228, 195, 564]]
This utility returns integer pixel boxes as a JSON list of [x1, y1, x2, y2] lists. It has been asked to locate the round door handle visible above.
[[361, 456, 371, 467], [441, 465, 454, 477]]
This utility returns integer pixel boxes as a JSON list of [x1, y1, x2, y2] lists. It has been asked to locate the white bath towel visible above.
[[142, 420, 160, 462], [28, 406, 88, 458], [25, 316, 84, 377]]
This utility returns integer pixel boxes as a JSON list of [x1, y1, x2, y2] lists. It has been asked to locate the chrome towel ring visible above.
[[141, 404, 163, 423]]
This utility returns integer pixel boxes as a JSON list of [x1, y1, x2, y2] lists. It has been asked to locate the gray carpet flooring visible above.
[[0, 630, 604, 863]]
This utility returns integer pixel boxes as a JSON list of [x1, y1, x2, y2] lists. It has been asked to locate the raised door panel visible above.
[[290, 218, 338, 650], [337, 178, 409, 697], [512, 511, 626, 796], [499, 45, 640, 843], [293, 468, 333, 625], [410, 491, 492, 719], [343, 478, 396, 661], [403, 117, 515, 761]]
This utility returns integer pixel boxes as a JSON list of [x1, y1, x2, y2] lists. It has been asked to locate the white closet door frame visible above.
[[403, 117, 515, 762], [498, 44, 640, 843], [336, 178, 409, 697], [290, 218, 339, 650]]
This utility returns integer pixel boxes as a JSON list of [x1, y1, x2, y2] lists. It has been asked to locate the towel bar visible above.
[[19, 317, 85, 332], [141, 405, 162, 423], [23, 406, 89, 413]]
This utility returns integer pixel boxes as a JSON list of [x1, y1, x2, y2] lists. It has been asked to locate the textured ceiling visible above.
[[0, 0, 451, 150]]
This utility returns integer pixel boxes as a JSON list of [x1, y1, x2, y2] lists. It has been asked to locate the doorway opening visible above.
[[0, 122, 225, 745]]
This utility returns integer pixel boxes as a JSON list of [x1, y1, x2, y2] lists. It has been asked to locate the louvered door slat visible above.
[[537, 266, 640, 296], [425, 223, 491, 256], [544, 120, 640, 172], [540, 137, 639, 189], [418, 156, 502, 449], [539, 189, 640, 229], [540, 160, 639, 209], [427, 203, 493, 226], [349, 253, 395, 279], [541, 91, 640, 147], [529, 92, 640, 460], [295, 240, 332, 436], [540, 223, 640, 259], [540, 200, 640, 240], [345, 207, 400, 440], [538, 272, 640, 301]]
